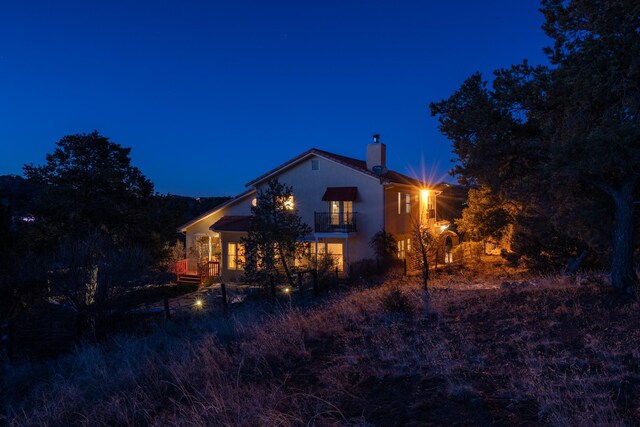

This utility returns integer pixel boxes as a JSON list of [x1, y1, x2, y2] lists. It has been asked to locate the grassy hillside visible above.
[[2, 272, 639, 426]]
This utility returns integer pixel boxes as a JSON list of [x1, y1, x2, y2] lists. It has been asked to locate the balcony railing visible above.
[[314, 212, 357, 233]]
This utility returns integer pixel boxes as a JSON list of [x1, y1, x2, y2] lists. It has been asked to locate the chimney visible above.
[[366, 134, 386, 172]]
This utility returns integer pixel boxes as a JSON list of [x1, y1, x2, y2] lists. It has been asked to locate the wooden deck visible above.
[[175, 259, 220, 285]]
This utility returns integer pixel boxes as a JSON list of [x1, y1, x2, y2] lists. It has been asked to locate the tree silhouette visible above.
[[242, 179, 311, 287], [24, 131, 155, 253], [431, 0, 639, 294]]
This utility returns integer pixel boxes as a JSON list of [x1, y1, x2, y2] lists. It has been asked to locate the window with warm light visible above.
[[275, 195, 295, 210], [311, 242, 344, 271], [328, 200, 352, 225], [227, 242, 245, 270], [283, 195, 294, 210], [397, 192, 401, 215], [421, 189, 435, 221], [405, 193, 411, 213], [398, 239, 405, 259]]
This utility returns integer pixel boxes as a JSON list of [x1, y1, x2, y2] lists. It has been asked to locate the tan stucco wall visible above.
[[384, 185, 421, 237]]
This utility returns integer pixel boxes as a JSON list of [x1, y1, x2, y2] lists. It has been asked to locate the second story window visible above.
[[311, 159, 319, 170], [276, 195, 294, 210], [320, 187, 358, 233], [329, 200, 352, 225], [283, 195, 294, 210], [398, 192, 411, 214]]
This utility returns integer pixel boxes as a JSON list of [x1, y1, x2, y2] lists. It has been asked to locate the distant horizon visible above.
[[0, 1, 550, 197]]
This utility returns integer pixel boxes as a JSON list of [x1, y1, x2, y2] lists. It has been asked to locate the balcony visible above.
[[314, 212, 357, 233]]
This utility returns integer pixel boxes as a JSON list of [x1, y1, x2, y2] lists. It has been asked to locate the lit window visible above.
[[311, 159, 319, 170], [397, 192, 401, 215], [407, 238, 411, 253], [328, 200, 352, 225], [227, 243, 245, 270], [311, 242, 344, 271], [284, 195, 294, 210], [405, 193, 411, 213], [228, 243, 236, 270], [276, 195, 295, 210], [398, 240, 405, 259], [327, 243, 344, 271]]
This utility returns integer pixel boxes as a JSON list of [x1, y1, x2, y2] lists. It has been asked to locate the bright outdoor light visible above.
[[194, 299, 204, 309], [283, 287, 291, 294], [421, 189, 429, 201]]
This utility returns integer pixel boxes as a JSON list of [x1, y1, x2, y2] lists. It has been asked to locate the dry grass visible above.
[[2, 270, 639, 426]]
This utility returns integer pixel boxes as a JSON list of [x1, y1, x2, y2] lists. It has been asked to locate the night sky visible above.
[[0, 1, 550, 197]]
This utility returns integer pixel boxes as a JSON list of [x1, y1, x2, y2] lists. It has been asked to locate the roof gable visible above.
[[177, 188, 255, 232], [245, 148, 425, 188]]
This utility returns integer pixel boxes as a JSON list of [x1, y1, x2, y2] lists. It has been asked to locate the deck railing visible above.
[[198, 261, 220, 283], [175, 259, 188, 281], [314, 212, 357, 233]]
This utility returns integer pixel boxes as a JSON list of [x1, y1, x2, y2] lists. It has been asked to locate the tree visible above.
[[455, 185, 516, 245], [0, 186, 50, 361], [369, 230, 398, 272], [0, 206, 48, 361], [241, 179, 312, 287], [50, 231, 149, 341], [23, 131, 155, 254], [412, 222, 436, 291], [430, 0, 639, 294]]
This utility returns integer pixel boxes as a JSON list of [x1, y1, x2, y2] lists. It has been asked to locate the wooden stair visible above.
[[177, 273, 200, 285]]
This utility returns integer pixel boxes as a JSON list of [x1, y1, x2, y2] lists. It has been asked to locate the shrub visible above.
[[452, 242, 484, 263], [380, 284, 413, 314], [370, 230, 397, 273]]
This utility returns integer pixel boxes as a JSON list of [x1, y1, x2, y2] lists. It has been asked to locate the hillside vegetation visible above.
[[2, 271, 639, 426]]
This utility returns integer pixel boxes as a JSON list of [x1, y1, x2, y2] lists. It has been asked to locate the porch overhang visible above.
[[210, 215, 252, 232]]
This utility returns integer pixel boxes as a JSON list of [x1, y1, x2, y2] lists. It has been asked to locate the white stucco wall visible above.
[[183, 192, 254, 271], [254, 154, 385, 264]]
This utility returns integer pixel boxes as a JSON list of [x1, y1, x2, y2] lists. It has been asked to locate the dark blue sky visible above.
[[0, 0, 550, 197]]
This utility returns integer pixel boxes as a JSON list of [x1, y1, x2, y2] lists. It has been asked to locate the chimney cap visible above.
[[372, 134, 380, 144]]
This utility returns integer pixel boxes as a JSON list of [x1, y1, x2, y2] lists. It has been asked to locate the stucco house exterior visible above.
[[177, 136, 457, 283]]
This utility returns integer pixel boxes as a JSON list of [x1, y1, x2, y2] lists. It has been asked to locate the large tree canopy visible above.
[[430, 0, 639, 293], [23, 131, 155, 252]]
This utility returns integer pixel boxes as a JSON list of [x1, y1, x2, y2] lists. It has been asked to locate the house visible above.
[[177, 135, 457, 283]]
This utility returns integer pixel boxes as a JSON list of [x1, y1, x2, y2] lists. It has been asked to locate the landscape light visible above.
[[283, 287, 291, 294], [194, 299, 204, 309]]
